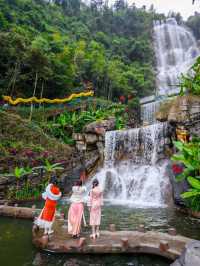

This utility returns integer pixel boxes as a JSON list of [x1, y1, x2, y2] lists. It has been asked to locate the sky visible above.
[[109, 0, 200, 19]]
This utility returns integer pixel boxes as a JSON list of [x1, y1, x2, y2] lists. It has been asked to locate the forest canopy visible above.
[[0, 0, 167, 101]]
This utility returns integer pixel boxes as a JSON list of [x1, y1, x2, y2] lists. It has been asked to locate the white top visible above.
[[70, 186, 86, 203]]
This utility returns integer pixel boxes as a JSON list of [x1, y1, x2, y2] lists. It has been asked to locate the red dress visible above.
[[35, 184, 61, 229]]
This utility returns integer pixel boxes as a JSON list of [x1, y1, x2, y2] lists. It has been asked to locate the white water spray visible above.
[[92, 123, 171, 207], [154, 18, 199, 96]]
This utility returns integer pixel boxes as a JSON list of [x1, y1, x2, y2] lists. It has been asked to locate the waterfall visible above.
[[88, 18, 199, 207], [140, 18, 200, 125], [140, 101, 162, 125], [92, 123, 172, 207], [154, 18, 200, 96]]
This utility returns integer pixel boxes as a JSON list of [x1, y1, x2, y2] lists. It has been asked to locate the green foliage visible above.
[[7, 178, 48, 201], [5, 166, 32, 180], [187, 12, 200, 40], [172, 139, 200, 181], [179, 57, 200, 96], [172, 138, 200, 211], [182, 176, 200, 212], [33, 159, 64, 181], [45, 103, 127, 143], [0, 0, 156, 100], [4, 160, 63, 200]]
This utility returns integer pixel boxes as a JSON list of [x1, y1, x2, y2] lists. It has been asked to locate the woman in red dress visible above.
[[35, 177, 61, 235]]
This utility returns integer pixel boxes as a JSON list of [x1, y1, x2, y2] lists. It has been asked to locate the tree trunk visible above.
[[29, 71, 38, 121], [39, 80, 44, 108], [8, 62, 19, 96]]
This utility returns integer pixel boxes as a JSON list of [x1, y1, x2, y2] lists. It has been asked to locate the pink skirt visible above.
[[90, 206, 101, 226], [68, 202, 84, 235]]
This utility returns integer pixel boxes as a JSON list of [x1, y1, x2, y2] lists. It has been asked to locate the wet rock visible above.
[[171, 241, 200, 266], [157, 96, 200, 136], [171, 261, 181, 266], [168, 164, 189, 207], [32, 253, 43, 266], [83, 117, 116, 134], [64, 258, 79, 266], [76, 141, 87, 151], [84, 150, 100, 173], [72, 133, 84, 141], [84, 134, 98, 144]]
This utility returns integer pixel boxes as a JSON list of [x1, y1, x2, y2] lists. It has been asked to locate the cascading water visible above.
[[140, 101, 162, 125], [92, 123, 172, 207], [88, 18, 199, 207], [154, 18, 199, 96], [141, 18, 200, 125]]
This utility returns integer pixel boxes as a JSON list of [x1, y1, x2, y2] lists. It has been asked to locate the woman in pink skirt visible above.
[[88, 179, 103, 239], [68, 180, 86, 238]]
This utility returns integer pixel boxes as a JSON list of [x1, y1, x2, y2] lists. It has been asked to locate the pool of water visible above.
[[58, 202, 200, 240], [1, 203, 200, 266]]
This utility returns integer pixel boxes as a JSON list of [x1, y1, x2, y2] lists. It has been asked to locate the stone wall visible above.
[[156, 95, 200, 136], [156, 95, 200, 207], [61, 118, 116, 193]]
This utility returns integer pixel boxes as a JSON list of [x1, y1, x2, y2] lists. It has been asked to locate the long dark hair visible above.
[[50, 175, 58, 186], [92, 179, 99, 189], [74, 180, 82, 187]]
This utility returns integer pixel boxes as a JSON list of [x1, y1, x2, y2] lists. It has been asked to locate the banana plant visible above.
[[4, 166, 32, 189], [171, 139, 200, 181], [181, 176, 200, 211], [33, 160, 64, 181]]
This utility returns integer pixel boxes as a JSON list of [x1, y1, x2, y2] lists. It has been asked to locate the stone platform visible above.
[[32, 218, 192, 261]]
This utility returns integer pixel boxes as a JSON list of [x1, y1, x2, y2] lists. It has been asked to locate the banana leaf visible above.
[[187, 176, 200, 189]]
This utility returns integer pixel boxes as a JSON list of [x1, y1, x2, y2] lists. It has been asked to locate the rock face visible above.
[[0, 176, 15, 203], [156, 96, 200, 207], [156, 96, 200, 136], [168, 163, 189, 206], [83, 117, 116, 134], [171, 241, 200, 266]]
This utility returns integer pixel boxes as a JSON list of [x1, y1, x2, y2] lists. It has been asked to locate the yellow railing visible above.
[[3, 91, 94, 105]]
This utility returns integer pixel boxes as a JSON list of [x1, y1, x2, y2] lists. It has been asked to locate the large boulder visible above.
[[83, 117, 116, 134], [156, 96, 200, 128], [171, 241, 200, 266]]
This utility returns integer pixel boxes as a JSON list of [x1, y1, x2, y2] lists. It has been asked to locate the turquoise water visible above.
[[1, 204, 200, 266]]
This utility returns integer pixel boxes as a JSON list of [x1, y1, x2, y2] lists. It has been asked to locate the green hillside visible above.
[[0, 0, 165, 101]]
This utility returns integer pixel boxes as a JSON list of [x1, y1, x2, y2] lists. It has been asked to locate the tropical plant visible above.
[[181, 176, 200, 212], [4, 166, 32, 183], [171, 138, 200, 211], [7, 178, 48, 201], [33, 160, 64, 181], [171, 139, 200, 181], [179, 56, 200, 96]]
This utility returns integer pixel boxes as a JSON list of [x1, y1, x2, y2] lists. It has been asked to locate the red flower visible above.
[[128, 95, 133, 100], [9, 148, 17, 155], [119, 95, 126, 103], [42, 151, 50, 158], [172, 164, 183, 174], [24, 149, 34, 158]]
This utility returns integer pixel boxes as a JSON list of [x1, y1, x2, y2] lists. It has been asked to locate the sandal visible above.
[[90, 234, 96, 239]]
